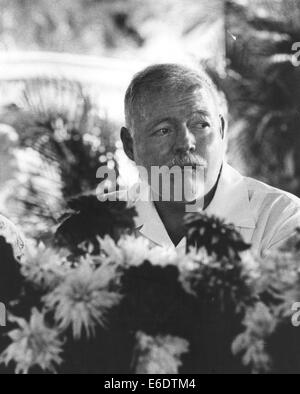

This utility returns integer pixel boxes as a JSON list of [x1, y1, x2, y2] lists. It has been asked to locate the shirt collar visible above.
[[133, 162, 256, 247], [133, 183, 174, 247], [205, 162, 256, 229]]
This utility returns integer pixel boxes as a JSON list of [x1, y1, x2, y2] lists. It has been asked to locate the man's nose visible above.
[[174, 125, 196, 154]]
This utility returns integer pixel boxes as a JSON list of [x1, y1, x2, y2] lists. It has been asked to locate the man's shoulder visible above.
[[244, 175, 300, 209], [0, 215, 25, 260], [239, 174, 300, 252], [243, 175, 300, 242]]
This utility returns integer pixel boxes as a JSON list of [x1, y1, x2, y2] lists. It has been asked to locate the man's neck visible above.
[[153, 169, 222, 246]]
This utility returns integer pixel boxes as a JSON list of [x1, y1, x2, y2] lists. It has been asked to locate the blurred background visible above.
[[0, 0, 299, 243]]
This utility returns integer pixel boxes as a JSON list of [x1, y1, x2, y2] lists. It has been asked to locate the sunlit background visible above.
[[0, 0, 300, 241]]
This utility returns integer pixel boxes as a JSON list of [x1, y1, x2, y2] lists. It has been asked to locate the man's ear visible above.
[[120, 127, 135, 161], [219, 115, 226, 140]]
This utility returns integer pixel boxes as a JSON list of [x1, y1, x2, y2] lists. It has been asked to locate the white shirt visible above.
[[128, 162, 300, 257]]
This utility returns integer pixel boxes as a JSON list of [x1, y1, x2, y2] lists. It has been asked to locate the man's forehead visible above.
[[133, 85, 214, 123]]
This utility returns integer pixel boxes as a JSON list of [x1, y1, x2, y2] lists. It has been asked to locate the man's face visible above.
[[125, 85, 225, 202]]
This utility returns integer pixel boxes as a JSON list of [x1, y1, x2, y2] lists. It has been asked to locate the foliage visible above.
[[225, 0, 300, 196], [55, 196, 137, 255], [0, 0, 143, 54], [0, 78, 119, 240], [0, 0, 221, 59]]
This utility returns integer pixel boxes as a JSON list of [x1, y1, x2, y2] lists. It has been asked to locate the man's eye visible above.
[[193, 122, 210, 131], [154, 128, 171, 136], [199, 122, 210, 129]]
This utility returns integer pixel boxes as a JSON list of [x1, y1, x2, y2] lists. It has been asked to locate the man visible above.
[[117, 63, 300, 257]]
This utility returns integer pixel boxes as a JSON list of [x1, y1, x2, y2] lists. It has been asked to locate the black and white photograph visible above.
[[0, 0, 300, 376]]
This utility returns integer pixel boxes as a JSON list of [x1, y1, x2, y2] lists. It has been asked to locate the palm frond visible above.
[[226, 0, 300, 195], [0, 77, 120, 236]]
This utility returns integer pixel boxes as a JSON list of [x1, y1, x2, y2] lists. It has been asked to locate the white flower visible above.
[[44, 260, 121, 339], [232, 303, 276, 373], [21, 241, 69, 290], [240, 250, 260, 279], [176, 246, 217, 274], [100, 235, 224, 272], [134, 331, 189, 374], [100, 235, 177, 268], [99, 235, 125, 265], [118, 235, 151, 266], [147, 246, 178, 267], [118, 235, 197, 269], [256, 249, 299, 295], [0, 309, 63, 374]]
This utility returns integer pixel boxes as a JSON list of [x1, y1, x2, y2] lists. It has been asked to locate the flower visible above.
[[99, 235, 125, 265], [177, 247, 216, 295], [232, 303, 276, 373], [255, 248, 299, 308], [43, 259, 122, 339], [180, 246, 213, 269], [101, 234, 178, 268], [240, 250, 260, 279], [0, 309, 63, 374], [118, 236, 152, 266], [101, 234, 200, 269], [148, 246, 179, 267], [21, 241, 69, 290], [184, 212, 251, 260], [133, 331, 189, 374]]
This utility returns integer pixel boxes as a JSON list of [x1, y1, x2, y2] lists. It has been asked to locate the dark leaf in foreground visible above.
[[54, 194, 137, 254]]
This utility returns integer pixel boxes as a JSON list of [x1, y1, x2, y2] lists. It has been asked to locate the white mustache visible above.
[[166, 155, 207, 168]]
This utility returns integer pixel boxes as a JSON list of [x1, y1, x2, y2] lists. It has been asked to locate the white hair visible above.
[[124, 63, 225, 133]]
